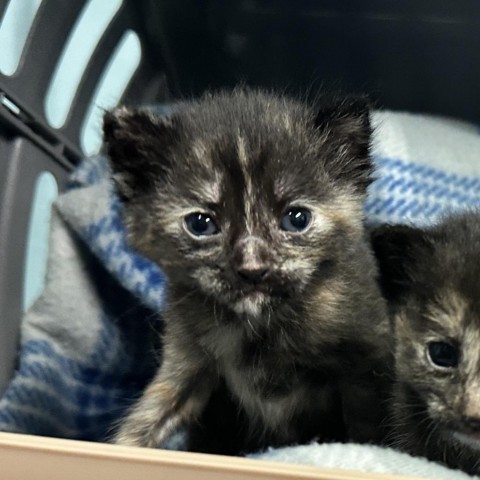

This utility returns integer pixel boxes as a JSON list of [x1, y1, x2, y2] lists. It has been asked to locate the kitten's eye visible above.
[[427, 341, 459, 369], [281, 208, 312, 232], [185, 213, 219, 237]]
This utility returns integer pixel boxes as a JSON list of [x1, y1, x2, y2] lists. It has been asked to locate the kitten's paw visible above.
[[112, 428, 160, 448]]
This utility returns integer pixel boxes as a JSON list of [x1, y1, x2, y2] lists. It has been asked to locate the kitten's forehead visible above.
[[463, 321, 480, 373], [424, 290, 468, 337], [396, 290, 464, 342], [175, 127, 363, 237], [236, 135, 257, 232], [154, 90, 370, 237], [410, 289, 480, 346], [191, 130, 323, 196], [188, 140, 224, 203]]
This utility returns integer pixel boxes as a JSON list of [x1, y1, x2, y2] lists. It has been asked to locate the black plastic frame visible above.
[[0, 0, 173, 394]]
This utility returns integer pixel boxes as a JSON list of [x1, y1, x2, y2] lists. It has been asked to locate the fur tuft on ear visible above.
[[103, 107, 176, 200], [315, 95, 371, 129], [370, 225, 429, 304], [315, 95, 373, 192]]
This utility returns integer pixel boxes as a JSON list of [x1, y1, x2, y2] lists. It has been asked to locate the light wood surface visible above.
[[0, 432, 432, 480]]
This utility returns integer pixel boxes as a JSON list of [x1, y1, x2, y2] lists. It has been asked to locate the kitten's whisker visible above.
[[165, 290, 196, 309], [246, 317, 261, 339], [267, 305, 273, 329], [424, 420, 439, 451]]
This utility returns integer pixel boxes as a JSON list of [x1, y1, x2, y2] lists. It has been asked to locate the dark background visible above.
[[142, 0, 480, 122]]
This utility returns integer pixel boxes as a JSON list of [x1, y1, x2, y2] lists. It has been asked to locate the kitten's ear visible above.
[[103, 107, 176, 200], [370, 225, 427, 303], [315, 95, 373, 192]]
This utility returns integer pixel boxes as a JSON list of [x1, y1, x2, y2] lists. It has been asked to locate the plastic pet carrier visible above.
[[0, 1, 479, 479]]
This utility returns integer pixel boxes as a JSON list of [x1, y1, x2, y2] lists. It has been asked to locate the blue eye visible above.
[[427, 341, 459, 368], [185, 213, 219, 237], [281, 208, 312, 232]]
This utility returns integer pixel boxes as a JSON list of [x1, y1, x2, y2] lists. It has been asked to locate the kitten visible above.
[[372, 212, 480, 475], [104, 89, 389, 454]]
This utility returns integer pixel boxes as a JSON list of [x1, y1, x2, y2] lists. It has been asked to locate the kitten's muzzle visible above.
[[446, 415, 480, 443]]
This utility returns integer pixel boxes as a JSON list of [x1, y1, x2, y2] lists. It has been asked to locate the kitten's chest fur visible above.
[[189, 306, 345, 444], [224, 340, 339, 439]]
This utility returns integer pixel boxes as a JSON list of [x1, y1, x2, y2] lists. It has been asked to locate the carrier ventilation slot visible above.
[[81, 30, 142, 156], [44, 0, 123, 129], [23, 172, 59, 311], [0, 0, 43, 76]]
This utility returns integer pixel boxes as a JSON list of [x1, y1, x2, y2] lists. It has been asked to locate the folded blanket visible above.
[[253, 443, 478, 480], [1, 110, 480, 478], [368, 112, 480, 226]]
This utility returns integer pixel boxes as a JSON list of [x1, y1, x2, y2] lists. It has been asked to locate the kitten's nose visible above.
[[463, 416, 480, 431], [237, 266, 270, 284], [233, 235, 271, 284]]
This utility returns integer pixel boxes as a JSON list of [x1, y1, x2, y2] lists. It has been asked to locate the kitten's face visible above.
[[104, 90, 372, 318], [130, 143, 362, 319], [395, 292, 480, 451], [375, 216, 480, 452]]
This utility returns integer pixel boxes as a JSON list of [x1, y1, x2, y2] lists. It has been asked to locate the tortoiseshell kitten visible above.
[[372, 212, 480, 475], [104, 89, 389, 454]]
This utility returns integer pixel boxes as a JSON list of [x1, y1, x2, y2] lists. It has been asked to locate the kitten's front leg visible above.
[[114, 341, 215, 448]]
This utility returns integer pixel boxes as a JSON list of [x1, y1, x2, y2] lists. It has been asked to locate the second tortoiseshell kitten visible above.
[[104, 89, 389, 454], [373, 212, 480, 475]]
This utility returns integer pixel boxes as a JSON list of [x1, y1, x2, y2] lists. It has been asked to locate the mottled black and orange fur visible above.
[[105, 89, 390, 454], [373, 212, 480, 475]]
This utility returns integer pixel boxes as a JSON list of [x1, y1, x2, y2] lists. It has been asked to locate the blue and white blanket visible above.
[[1, 111, 480, 479]]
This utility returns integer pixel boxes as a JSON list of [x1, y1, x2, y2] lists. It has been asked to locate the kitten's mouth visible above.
[[240, 286, 286, 302], [240, 281, 289, 296], [243, 285, 270, 296], [239, 289, 270, 306], [230, 285, 289, 317], [451, 431, 480, 450]]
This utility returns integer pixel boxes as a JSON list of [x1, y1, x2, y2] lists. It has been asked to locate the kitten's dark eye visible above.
[[185, 213, 219, 237], [427, 341, 459, 369], [281, 208, 312, 232]]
